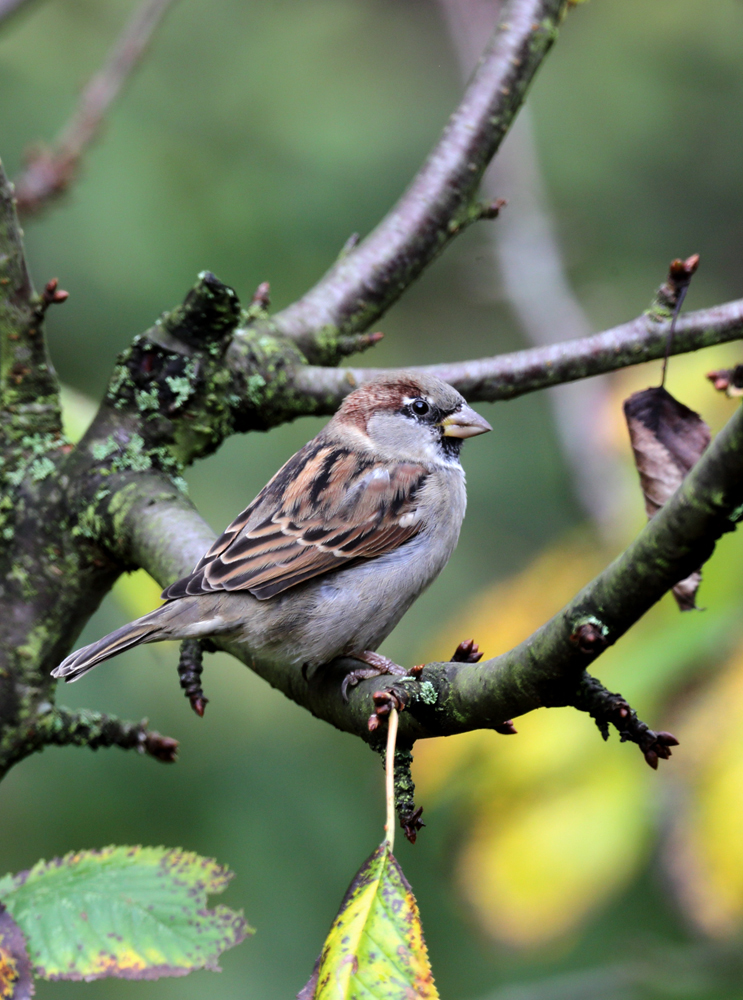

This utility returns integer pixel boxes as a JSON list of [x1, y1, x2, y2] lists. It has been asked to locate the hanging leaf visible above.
[[0, 846, 251, 982], [0, 904, 33, 1000], [624, 386, 710, 609], [299, 842, 438, 1000]]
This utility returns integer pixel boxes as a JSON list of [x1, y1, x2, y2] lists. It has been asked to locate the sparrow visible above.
[[52, 372, 491, 696]]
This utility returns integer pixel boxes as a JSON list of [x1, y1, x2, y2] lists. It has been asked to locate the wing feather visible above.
[[162, 438, 427, 601]]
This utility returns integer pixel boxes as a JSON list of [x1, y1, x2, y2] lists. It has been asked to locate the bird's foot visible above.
[[341, 651, 408, 702]]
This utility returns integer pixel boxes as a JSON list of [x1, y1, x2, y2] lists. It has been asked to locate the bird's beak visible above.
[[440, 405, 492, 439]]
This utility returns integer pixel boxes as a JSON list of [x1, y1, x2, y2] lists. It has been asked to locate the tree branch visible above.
[[14, 0, 178, 217], [289, 296, 743, 410], [1, 705, 178, 777], [263, 0, 569, 364]]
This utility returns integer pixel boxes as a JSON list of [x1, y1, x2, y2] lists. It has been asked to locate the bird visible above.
[[52, 371, 491, 698]]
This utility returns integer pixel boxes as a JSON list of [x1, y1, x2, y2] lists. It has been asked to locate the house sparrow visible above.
[[52, 372, 491, 697]]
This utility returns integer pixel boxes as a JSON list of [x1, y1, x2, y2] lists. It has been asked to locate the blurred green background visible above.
[[3, 0, 743, 997]]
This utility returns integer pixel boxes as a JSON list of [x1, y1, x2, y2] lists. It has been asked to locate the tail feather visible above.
[[52, 605, 172, 682]]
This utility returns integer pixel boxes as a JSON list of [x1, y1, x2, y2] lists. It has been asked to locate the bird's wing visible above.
[[162, 440, 428, 601]]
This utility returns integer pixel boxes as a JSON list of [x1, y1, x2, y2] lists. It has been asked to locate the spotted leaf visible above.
[[300, 841, 438, 999], [0, 904, 33, 999], [0, 846, 251, 982]]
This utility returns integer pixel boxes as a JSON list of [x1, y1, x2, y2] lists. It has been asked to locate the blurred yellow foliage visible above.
[[668, 645, 743, 937], [460, 753, 648, 947]]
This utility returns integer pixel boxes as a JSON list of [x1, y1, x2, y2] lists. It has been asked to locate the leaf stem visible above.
[[385, 708, 399, 852], [660, 284, 689, 388]]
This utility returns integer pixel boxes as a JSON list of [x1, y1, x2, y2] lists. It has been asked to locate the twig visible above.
[[385, 708, 399, 851], [14, 0, 178, 217], [659, 254, 700, 387], [266, 0, 569, 363], [2, 706, 178, 776], [707, 365, 743, 396], [437, 0, 618, 527], [392, 748, 426, 844], [573, 672, 679, 769], [178, 638, 209, 717], [289, 294, 743, 411]]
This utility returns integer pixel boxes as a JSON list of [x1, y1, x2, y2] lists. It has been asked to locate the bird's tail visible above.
[[52, 604, 175, 683]]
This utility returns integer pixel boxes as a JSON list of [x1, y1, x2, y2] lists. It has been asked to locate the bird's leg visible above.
[[178, 639, 212, 717], [340, 650, 408, 702]]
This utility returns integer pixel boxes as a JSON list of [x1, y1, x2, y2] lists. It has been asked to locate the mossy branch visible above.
[[1, 705, 178, 778], [1, 0, 741, 788]]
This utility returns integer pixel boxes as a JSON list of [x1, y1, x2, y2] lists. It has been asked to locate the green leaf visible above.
[[301, 842, 438, 1000], [0, 846, 251, 982], [0, 903, 34, 999]]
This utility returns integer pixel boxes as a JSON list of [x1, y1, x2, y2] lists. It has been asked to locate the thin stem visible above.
[[660, 284, 689, 388], [385, 709, 399, 852]]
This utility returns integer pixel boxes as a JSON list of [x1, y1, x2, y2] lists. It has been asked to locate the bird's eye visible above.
[[411, 398, 430, 416]]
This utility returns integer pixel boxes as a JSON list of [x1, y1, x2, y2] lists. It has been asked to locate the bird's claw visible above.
[[341, 651, 407, 702]]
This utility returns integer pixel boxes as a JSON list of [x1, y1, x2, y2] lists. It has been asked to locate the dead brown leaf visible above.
[[624, 386, 710, 610]]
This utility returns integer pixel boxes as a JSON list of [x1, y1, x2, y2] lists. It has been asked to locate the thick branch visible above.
[[265, 0, 569, 363], [289, 297, 743, 410], [14, 0, 177, 217]]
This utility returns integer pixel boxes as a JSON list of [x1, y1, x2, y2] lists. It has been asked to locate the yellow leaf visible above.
[[303, 842, 438, 1000]]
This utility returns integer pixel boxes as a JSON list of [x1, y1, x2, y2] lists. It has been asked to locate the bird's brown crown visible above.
[[335, 372, 464, 431]]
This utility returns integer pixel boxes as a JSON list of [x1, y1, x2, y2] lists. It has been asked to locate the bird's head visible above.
[[332, 371, 491, 465]]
